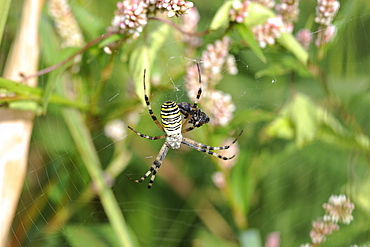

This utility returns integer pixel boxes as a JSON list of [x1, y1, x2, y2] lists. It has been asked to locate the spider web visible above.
[[4, 1, 370, 247]]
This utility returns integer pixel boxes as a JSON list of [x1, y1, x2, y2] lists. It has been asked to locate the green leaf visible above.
[[266, 116, 294, 139], [0, 0, 11, 46], [129, 22, 170, 106], [0, 77, 89, 111], [266, 93, 370, 151], [210, 1, 233, 30], [42, 47, 81, 113], [233, 108, 275, 126], [244, 2, 275, 27], [354, 179, 370, 213], [288, 94, 318, 145], [9, 101, 42, 115], [0, 77, 43, 98], [39, 16, 61, 66], [255, 55, 311, 78], [236, 23, 266, 63], [266, 93, 320, 147], [129, 43, 151, 107], [277, 32, 309, 65], [39, 18, 83, 113], [244, 2, 308, 65], [316, 108, 370, 151], [98, 34, 122, 48]]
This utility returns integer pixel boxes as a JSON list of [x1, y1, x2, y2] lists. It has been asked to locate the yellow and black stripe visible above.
[[160, 101, 182, 134]]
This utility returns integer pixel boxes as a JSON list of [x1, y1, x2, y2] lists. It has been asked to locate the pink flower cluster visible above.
[[322, 194, 355, 224], [315, 25, 337, 47], [111, 0, 149, 39], [154, 0, 194, 18], [201, 37, 238, 87], [228, 0, 340, 49], [315, 0, 340, 26], [309, 219, 340, 244], [296, 29, 312, 50], [264, 232, 280, 247], [229, 1, 250, 23], [253, 17, 286, 49], [181, 7, 201, 49], [314, 0, 340, 47], [229, 0, 276, 24], [301, 194, 355, 246], [185, 37, 238, 127], [276, 0, 300, 24], [109, 0, 194, 39], [229, 0, 299, 48], [208, 90, 236, 127]]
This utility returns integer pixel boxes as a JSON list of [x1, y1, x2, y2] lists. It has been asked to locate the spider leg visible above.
[[126, 142, 170, 189], [181, 140, 235, 160], [181, 126, 196, 134], [143, 69, 165, 132], [192, 63, 202, 109], [183, 130, 243, 150], [182, 63, 202, 128], [127, 125, 166, 140], [181, 130, 243, 160]]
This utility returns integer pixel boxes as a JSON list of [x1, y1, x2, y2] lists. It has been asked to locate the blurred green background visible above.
[[2, 0, 370, 246]]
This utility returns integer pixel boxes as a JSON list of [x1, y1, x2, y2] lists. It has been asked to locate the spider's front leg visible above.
[[127, 126, 167, 140], [181, 63, 205, 129], [127, 142, 170, 189]]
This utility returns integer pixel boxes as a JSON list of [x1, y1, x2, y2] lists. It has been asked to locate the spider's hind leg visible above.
[[127, 142, 170, 189], [126, 163, 160, 189], [181, 130, 244, 160]]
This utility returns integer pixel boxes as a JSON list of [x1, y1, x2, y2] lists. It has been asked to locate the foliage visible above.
[[1, 0, 370, 246]]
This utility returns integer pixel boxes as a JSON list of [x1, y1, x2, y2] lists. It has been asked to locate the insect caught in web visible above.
[[126, 63, 243, 189], [177, 101, 210, 128]]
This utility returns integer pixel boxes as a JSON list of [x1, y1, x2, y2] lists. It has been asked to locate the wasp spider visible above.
[[127, 64, 243, 189]]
